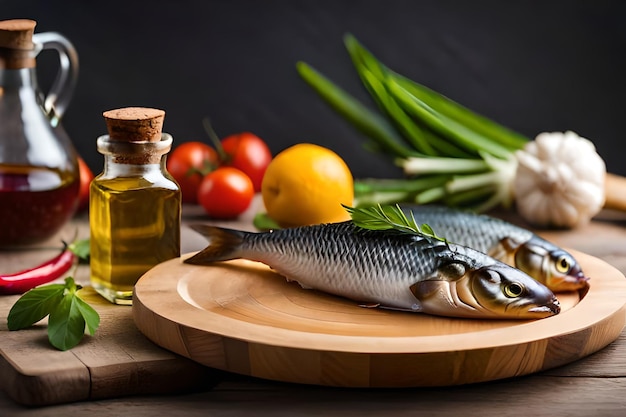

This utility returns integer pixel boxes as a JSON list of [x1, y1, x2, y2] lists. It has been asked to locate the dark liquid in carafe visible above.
[[0, 164, 79, 246]]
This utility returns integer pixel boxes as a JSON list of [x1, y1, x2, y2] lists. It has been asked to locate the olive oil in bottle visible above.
[[90, 107, 181, 305]]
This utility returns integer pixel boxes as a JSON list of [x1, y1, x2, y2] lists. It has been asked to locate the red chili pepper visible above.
[[0, 246, 78, 295]]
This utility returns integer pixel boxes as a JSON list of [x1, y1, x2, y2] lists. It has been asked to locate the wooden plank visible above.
[[0, 278, 221, 406], [2, 374, 626, 416], [0, 333, 90, 405]]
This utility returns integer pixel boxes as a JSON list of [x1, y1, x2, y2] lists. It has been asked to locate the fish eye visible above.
[[555, 255, 571, 274], [504, 282, 525, 298]]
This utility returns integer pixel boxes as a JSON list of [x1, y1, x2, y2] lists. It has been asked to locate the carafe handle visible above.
[[32, 32, 79, 127]]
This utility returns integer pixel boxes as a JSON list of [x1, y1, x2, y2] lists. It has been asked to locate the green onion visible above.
[[391, 74, 529, 151], [344, 33, 528, 153], [298, 33, 531, 212], [359, 68, 439, 156], [401, 156, 490, 175], [385, 79, 515, 159], [296, 61, 417, 158], [353, 175, 450, 207]]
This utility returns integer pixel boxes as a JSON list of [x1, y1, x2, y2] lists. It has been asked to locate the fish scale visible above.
[[240, 223, 447, 308], [402, 205, 532, 253]]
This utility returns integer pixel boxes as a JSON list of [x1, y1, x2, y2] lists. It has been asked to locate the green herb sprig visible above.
[[344, 203, 446, 242], [7, 277, 100, 351]]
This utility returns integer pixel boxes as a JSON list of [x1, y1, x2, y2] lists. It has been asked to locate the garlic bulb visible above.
[[513, 131, 606, 228]]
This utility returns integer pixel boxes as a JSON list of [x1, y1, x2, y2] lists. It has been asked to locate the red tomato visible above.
[[197, 167, 254, 219], [166, 142, 218, 204], [221, 132, 272, 192], [77, 156, 94, 211]]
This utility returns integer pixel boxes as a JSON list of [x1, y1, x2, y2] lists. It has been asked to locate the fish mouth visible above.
[[568, 271, 590, 284], [550, 272, 590, 292], [528, 297, 561, 316]]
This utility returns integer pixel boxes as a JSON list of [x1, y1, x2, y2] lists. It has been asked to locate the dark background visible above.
[[2, 0, 625, 179]]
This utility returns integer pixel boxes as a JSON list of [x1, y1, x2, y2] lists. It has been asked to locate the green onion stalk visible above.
[[296, 34, 530, 212]]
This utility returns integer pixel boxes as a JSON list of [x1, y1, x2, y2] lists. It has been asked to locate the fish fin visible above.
[[410, 281, 440, 299], [490, 236, 524, 261], [500, 236, 524, 251], [184, 225, 245, 265], [358, 302, 381, 309], [359, 302, 423, 312], [379, 303, 423, 313]]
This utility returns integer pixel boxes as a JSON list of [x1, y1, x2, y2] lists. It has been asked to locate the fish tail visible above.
[[184, 225, 245, 265]]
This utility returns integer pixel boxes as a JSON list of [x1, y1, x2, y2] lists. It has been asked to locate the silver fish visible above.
[[402, 205, 589, 293], [185, 222, 560, 320]]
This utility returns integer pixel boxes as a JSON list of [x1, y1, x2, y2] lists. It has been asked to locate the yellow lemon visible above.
[[261, 143, 354, 227]]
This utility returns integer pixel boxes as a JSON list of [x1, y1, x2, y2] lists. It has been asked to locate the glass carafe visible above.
[[0, 19, 80, 247]]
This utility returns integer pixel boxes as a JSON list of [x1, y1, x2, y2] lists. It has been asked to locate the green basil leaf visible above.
[[253, 212, 282, 231], [48, 293, 86, 351], [74, 295, 100, 336], [7, 284, 65, 331], [63, 276, 78, 292]]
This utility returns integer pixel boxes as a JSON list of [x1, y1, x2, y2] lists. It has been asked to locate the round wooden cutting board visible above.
[[132, 250, 626, 388]]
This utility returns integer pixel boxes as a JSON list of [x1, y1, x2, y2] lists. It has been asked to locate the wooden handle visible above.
[[604, 173, 626, 212]]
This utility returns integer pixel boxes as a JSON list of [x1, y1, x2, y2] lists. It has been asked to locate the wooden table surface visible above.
[[2, 198, 626, 417]]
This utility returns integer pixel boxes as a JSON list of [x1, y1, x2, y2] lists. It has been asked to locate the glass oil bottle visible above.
[[89, 107, 181, 305]]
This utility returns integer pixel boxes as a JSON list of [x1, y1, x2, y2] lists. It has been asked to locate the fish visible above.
[[401, 205, 589, 293], [185, 221, 560, 320]]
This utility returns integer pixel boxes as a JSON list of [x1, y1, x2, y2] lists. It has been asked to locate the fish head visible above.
[[514, 237, 590, 292], [411, 257, 560, 319], [467, 262, 561, 319]]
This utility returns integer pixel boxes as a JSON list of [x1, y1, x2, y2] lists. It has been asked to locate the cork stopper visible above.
[[103, 107, 165, 143], [0, 19, 36, 50], [0, 19, 37, 69]]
